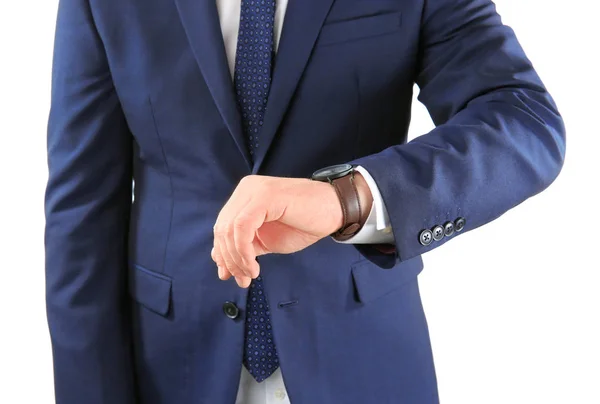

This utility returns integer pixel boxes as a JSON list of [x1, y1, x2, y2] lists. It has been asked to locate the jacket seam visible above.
[[148, 97, 175, 275]]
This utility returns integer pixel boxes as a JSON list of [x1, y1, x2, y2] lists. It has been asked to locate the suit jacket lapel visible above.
[[251, 0, 335, 174], [173, 0, 252, 170]]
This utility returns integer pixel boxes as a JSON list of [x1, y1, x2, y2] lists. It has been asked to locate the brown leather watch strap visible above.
[[330, 171, 369, 241]]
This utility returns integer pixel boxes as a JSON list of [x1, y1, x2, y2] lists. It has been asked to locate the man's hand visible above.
[[211, 173, 372, 288]]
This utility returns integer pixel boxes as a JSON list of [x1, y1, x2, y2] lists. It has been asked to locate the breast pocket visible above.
[[316, 12, 402, 47]]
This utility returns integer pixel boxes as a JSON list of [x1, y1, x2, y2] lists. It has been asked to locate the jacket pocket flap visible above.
[[351, 256, 423, 304], [129, 264, 172, 316]]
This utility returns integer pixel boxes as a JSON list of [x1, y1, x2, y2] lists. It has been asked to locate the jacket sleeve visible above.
[[45, 0, 136, 402], [350, 0, 566, 263]]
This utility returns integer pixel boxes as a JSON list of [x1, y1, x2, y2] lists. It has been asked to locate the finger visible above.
[[216, 242, 248, 285], [224, 226, 254, 278], [233, 210, 262, 279], [217, 243, 252, 288], [235, 275, 252, 288], [220, 267, 232, 280], [220, 233, 248, 280], [214, 222, 246, 279], [219, 239, 252, 287], [212, 244, 232, 280], [211, 241, 225, 271]]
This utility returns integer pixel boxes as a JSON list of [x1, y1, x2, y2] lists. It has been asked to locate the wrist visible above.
[[314, 180, 344, 232]]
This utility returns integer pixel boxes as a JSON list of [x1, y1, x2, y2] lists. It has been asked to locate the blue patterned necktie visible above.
[[233, 0, 279, 382]]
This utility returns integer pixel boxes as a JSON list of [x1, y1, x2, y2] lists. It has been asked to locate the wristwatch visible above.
[[311, 163, 368, 241]]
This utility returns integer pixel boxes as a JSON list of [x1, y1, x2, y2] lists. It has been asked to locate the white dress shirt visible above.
[[215, 1, 394, 402]]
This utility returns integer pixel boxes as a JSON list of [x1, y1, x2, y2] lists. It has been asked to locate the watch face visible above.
[[311, 164, 354, 181]]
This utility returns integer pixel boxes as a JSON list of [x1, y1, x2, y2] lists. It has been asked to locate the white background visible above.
[[0, 0, 598, 403]]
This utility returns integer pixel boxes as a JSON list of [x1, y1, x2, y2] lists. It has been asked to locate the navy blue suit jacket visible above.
[[45, 0, 565, 403]]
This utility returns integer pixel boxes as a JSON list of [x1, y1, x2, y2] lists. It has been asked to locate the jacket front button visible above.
[[223, 301, 239, 319]]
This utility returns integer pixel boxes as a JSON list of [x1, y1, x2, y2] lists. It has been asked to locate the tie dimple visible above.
[[233, 0, 279, 383]]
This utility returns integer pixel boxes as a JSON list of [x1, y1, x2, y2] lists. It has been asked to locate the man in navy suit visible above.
[[45, 0, 565, 402]]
